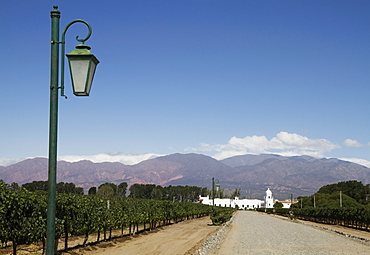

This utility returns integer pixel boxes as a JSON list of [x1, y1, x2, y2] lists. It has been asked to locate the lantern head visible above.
[[66, 44, 99, 96], [216, 183, 220, 192]]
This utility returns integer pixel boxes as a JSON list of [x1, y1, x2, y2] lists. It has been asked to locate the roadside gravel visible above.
[[196, 215, 233, 255], [197, 211, 370, 255]]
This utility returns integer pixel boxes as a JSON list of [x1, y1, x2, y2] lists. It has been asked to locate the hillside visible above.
[[1, 153, 370, 199]]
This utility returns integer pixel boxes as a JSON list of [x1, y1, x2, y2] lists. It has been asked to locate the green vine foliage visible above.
[[257, 207, 370, 230], [0, 183, 47, 255], [210, 207, 235, 226], [0, 184, 233, 254]]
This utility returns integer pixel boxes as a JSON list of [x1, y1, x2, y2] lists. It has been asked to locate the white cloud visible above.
[[343, 139, 363, 147], [0, 153, 163, 167], [58, 153, 162, 165], [2, 133, 369, 169], [0, 157, 28, 167], [339, 157, 370, 168], [188, 131, 340, 160]]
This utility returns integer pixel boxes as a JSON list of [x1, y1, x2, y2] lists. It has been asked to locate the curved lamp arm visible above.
[[60, 20, 93, 97]]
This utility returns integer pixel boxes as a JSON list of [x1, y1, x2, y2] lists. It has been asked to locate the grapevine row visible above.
[[258, 207, 370, 230], [0, 183, 233, 254]]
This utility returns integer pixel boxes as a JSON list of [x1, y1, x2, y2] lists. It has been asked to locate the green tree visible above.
[[56, 182, 83, 194], [292, 196, 313, 209], [129, 184, 156, 199], [231, 188, 241, 198], [314, 193, 361, 208], [22, 181, 48, 192], [151, 185, 165, 200], [98, 183, 118, 196], [294, 192, 363, 209], [23, 181, 83, 194], [117, 182, 128, 197], [9, 182, 21, 191], [96, 185, 115, 196], [274, 202, 283, 209], [88, 186, 97, 195], [318, 180, 370, 205], [75, 187, 84, 195]]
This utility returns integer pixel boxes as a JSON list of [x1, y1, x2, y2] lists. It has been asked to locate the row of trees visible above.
[[89, 183, 210, 202], [292, 180, 370, 209], [9, 180, 245, 203], [23, 181, 211, 202], [317, 180, 370, 205], [8, 181, 209, 202], [2, 180, 83, 194], [0, 181, 234, 255], [88, 182, 128, 196], [128, 184, 208, 202]]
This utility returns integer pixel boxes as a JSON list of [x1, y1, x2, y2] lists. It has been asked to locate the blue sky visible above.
[[1, 1, 370, 167]]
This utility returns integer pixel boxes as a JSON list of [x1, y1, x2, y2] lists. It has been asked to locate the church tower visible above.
[[265, 188, 274, 208]]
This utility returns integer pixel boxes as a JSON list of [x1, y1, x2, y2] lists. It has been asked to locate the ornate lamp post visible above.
[[47, 6, 99, 254]]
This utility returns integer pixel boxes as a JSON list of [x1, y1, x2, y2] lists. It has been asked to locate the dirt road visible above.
[[69, 216, 220, 255]]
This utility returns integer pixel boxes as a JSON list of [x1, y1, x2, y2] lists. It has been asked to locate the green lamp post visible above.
[[212, 177, 220, 206], [47, 6, 99, 254]]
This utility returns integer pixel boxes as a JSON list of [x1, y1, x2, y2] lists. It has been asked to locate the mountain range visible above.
[[1, 153, 370, 200]]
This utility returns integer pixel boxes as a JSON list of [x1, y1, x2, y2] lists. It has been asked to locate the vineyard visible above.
[[0, 183, 234, 255], [258, 207, 370, 231]]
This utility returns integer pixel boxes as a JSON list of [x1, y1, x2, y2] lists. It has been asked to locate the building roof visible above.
[[275, 200, 298, 204]]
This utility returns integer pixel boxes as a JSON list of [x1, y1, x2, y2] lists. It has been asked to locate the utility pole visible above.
[[291, 194, 293, 208]]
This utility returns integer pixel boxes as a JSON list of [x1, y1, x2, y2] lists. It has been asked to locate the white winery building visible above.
[[199, 188, 296, 209]]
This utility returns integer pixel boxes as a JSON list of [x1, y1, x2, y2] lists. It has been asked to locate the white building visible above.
[[199, 188, 297, 209], [199, 195, 263, 209], [274, 200, 297, 209]]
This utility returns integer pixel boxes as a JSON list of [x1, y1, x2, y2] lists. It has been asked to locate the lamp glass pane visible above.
[[69, 59, 89, 94], [86, 61, 97, 95]]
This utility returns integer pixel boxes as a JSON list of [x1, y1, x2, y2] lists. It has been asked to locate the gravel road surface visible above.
[[215, 211, 369, 255]]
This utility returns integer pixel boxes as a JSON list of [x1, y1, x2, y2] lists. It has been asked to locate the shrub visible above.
[[210, 208, 235, 225]]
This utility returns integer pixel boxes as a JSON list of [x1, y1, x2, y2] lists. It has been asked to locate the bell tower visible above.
[[265, 188, 274, 208]]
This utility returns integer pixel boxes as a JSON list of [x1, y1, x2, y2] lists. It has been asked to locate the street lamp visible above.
[[66, 44, 99, 96], [212, 177, 220, 206], [47, 6, 99, 255]]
